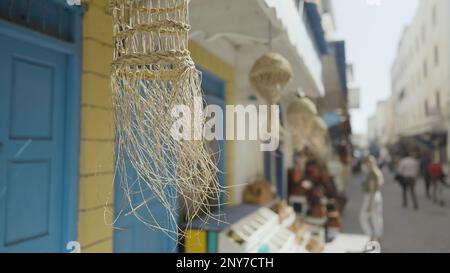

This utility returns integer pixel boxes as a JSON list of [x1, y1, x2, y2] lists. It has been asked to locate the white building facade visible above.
[[389, 0, 450, 159]]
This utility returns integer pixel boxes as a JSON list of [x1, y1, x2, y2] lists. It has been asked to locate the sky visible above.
[[333, 0, 419, 135]]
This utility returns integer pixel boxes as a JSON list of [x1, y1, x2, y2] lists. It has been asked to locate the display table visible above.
[[183, 203, 371, 254], [183, 203, 297, 253], [183, 204, 262, 253]]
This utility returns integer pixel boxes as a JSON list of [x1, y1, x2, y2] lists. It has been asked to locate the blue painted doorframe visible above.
[[264, 151, 285, 198], [264, 106, 285, 199], [199, 67, 226, 205], [275, 149, 285, 199], [0, 0, 82, 252]]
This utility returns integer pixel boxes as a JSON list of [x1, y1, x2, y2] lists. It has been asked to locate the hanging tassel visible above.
[[110, 0, 221, 238]]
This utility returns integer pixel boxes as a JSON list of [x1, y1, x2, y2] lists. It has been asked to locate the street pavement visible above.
[[342, 170, 450, 253]]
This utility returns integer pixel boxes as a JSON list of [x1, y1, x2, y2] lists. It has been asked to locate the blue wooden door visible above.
[[113, 103, 177, 252], [113, 159, 178, 253], [0, 34, 68, 252]]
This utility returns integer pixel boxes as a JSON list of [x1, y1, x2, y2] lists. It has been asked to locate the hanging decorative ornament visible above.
[[287, 96, 317, 150], [110, 0, 220, 237], [247, 22, 292, 187], [308, 116, 329, 157], [249, 52, 293, 104]]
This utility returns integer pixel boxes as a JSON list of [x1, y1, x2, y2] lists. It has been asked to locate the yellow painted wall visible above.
[[78, 0, 114, 253], [189, 42, 236, 205], [184, 230, 208, 253]]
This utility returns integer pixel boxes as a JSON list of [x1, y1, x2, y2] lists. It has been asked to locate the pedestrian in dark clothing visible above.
[[398, 154, 420, 210], [428, 161, 445, 206], [420, 154, 432, 199]]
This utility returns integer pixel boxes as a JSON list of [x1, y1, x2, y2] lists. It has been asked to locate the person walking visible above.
[[398, 152, 420, 210], [428, 156, 445, 206], [339, 150, 352, 193], [419, 153, 432, 199], [360, 156, 384, 243]]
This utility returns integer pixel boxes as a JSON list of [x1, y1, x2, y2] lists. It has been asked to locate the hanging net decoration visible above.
[[308, 116, 329, 157], [110, 0, 220, 238], [287, 96, 317, 150], [249, 52, 293, 104], [250, 51, 292, 176]]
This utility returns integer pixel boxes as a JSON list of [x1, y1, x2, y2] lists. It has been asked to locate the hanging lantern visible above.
[[249, 52, 293, 104], [287, 96, 317, 150], [110, 0, 220, 236]]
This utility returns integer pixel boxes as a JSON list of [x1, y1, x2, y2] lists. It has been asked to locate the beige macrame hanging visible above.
[[287, 96, 317, 151], [249, 52, 293, 105], [110, 0, 220, 237], [308, 116, 329, 157], [249, 52, 292, 188], [249, 52, 292, 143]]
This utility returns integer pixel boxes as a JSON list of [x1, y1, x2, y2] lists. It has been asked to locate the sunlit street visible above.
[[344, 170, 450, 253]]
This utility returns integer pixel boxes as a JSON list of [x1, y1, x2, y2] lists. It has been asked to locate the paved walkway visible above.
[[342, 170, 450, 253]]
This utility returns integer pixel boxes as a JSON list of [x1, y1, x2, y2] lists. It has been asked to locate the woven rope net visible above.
[[111, 0, 221, 238], [287, 97, 317, 151], [249, 52, 293, 104], [308, 116, 329, 158]]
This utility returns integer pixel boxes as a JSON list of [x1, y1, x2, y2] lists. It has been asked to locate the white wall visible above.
[[391, 0, 450, 137]]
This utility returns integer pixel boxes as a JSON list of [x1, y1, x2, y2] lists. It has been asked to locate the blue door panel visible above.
[[114, 224, 134, 253], [5, 160, 51, 246], [114, 150, 178, 253], [114, 211, 177, 253], [9, 59, 55, 139], [0, 33, 66, 252]]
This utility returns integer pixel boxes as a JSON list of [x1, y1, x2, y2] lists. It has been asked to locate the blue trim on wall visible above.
[[264, 152, 272, 182], [304, 2, 328, 55], [0, 7, 83, 252], [328, 41, 348, 93], [198, 66, 226, 99], [335, 41, 348, 93], [275, 149, 284, 199], [276, 104, 285, 198]]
